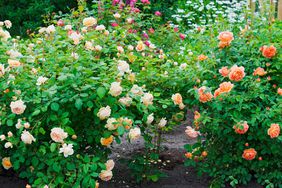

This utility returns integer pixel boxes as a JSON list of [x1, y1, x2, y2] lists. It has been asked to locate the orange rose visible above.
[[261, 45, 276, 58], [198, 86, 213, 103], [219, 66, 229, 77], [233, 121, 249, 134], [253, 67, 267, 76], [229, 65, 245, 81], [278, 88, 282, 96], [171, 93, 183, 105], [242, 148, 257, 160], [8, 59, 21, 68], [185, 152, 193, 159], [267, 123, 280, 138], [2, 157, 12, 170], [218, 31, 234, 43], [100, 136, 114, 146], [219, 81, 234, 93], [218, 41, 230, 49], [197, 54, 208, 61], [201, 151, 208, 157], [213, 88, 222, 98], [194, 111, 201, 121]]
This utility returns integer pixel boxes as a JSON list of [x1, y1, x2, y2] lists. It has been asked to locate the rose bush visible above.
[[183, 18, 282, 187]]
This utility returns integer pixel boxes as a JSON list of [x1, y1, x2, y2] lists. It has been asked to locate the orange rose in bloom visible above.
[[267, 123, 280, 138], [201, 151, 208, 157], [171, 93, 183, 105], [198, 86, 213, 103], [194, 111, 201, 121], [261, 45, 276, 58], [185, 152, 193, 159], [2, 157, 12, 170], [253, 67, 267, 76], [242, 148, 257, 161], [233, 121, 249, 134], [229, 65, 245, 81], [218, 31, 234, 43], [198, 54, 208, 61], [100, 136, 114, 146], [219, 66, 229, 77], [278, 88, 282, 96], [213, 88, 222, 98], [218, 41, 230, 49], [219, 81, 234, 93]]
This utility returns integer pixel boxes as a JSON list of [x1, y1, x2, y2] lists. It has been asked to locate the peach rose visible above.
[[97, 106, 111, 120], [106, 159, 115, 171], [100, 135, 114, 146], [198, 86, 213, 103], [219, 66, 229, 77], [253, 67, 267, 76], [185, 126, 200, 138], [197, 54, 208, 61], [218, 41, 230, 49], [50, 127, 68, 143], [8, 59, 21, 68], [171, 93, 183, 105], [99, 170, 113, 181], [213, 88, 222, 98], [229, 65, 245, 81], [10, 100, 26, 115], [277, 88, 282, 96], [242, 148, 257, 160], [141, 93, 154, 106], [194, 111, 201, 121], [261, 45, 276, 58], [109, 82, 122, 97], [219, 81, 234, 93], [21, 130, 36, 144], [233, 121, 249, 134], [185, 152, 193, 159], [128, 127, 141, 141], [83, 17, 97, 27], [218, 31, 234, 43], [267, 123, 280, 138], [2, 157, 12, 170], [135, 41, 145, 52]]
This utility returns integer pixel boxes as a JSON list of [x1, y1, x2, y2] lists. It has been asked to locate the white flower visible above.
[[180, 63, 187, 69], [0, 64, 5, 77], [119, 96, 132, 106], [4, 142, 13, 148], [0, 29, 11, 41], [99, 170, 113, 181], [158, 118, 167, 128], [97, 106, 111, 120], [130, 85, 143, 95], [16, 119, 22, 129], [71, 52, 79, 59], [83, 17, 97, 27], [128, 127, 141, 141], [4, 20, 12, 28], [106, 159, 115, 171], [24, 122, 30, 129], [105, 118, 118, 131], [7, 131, 13, 137], [117, 60, 130, 75], [127, 17, 134, 23], [36, 76, 48, 86], [113, 13, 121, 19], [0, 135, 6, 141], [146, 113, 154, 125], [7, 50, 22, 59], [96, 25, 105, 31], [128, 45, 134, 51], [109, 82, 122, 97], [95, 45, 102, 51], [81, 27, 88, 33], [141, 93, 154, 106], [85, 41, 94, 50], [10, 100, 26, 115], [46, 25, 56, 34], [117, 46, 124, 53], [38, 27, 46, 34], [50, 127, 68, 143], [59, 143, 74, 157], [69, 32, 82, 45], [21, 130, 36, 144], [64, 25, 72, 30]]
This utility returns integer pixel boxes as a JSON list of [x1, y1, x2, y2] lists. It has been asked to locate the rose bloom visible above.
[[36, 76, 48, 86], [46, 25, 56, 34], [0, 134, 6, 141], [83, 17, 97, 27], [109, 82, 122, 97], [261, 45, 276, 58], [135, 41, 146, 52], [4, 20, 12, 28], [278, 88, 282, 96], [96, 25, 105, 31], [158, 118, 167, 128], [21, 130, 36, 144], [214, 88, 222, 98], [185, 126, 199, 138], [171, 93, 183, 105], [242, 148, 257, 160], [198, 86, 213, 103], [253, 67, 267, 76], [219, 81, 234, 93], [2, 157, 12, 170], [229, 65, 245, 81], [50, 127, 68, 143], [97, 106, 111, 120], [105, 118, 118, 131], [219, 66, 229, 77], [0, 64, 5, 76], [233, 121, 249, 134], [194, 111, 201, 121], [218, 41, 230, 49], [106, 159, 115, 171], [85, 41, 94, 50], [267, 123, 280, 138], [146, 113, 154, 125], [8, 59, 21, 68], [141, 93, 154, 106], [4, 142, 13, 148], [119, 96, 132, 107], [113, 13, 121, 19], [185, 152, 193, 159], [130, 85, 144, 95], [218, 31, 234, 43], [99, 170, 113, 181], [129, 127, 141, 141], [117, 60, 130, 75], [10, 100, 26, 115], [100, 136, 114, 146], [197, 54, 208, 61], [59, 143, 74, 157]]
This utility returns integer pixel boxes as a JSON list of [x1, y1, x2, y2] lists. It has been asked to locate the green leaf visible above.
[[32, 157, 39, 167], [67, 163, 76, 171], [75, 98, 83, 110], [97, 87, 106, 98], [51, 102, 60, 111], [117, 126, 125, 136], [7, 119, 13, 126], [50, 143, 57, 152], [32, 109, 41, 116]]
